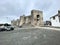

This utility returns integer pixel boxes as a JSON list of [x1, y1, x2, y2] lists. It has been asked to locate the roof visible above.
[[50, 14, 60, 19], [50, 10, 60, 19], [50, 14, 58, 19]]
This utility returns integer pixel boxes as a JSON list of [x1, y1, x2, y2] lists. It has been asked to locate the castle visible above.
[[11, 10, 44, 27]]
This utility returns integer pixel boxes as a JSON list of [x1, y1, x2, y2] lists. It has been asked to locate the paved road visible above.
[[0, 28, 60, 45]]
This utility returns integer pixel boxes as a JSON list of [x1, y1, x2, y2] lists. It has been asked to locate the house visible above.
[[50, 10, 60, 27]]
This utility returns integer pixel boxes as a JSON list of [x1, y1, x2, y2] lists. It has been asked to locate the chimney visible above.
[[58, 10, 60, 14]]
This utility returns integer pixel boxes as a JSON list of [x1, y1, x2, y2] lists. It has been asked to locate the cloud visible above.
[[0, 0, 60, 23]]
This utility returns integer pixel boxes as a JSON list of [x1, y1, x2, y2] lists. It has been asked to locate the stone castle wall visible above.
[[11, 10, 44, 27], [19, 16, 25, 26]]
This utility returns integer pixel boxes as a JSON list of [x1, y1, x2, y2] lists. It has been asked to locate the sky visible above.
[[0, 0, 60, 24]]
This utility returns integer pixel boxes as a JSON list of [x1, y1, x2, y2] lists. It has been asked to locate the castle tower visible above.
[[31, 10, 44, 26]]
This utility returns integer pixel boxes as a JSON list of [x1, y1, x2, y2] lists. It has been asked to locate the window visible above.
[[37, 15, 40, 21], [37, 19, 39, 21], [37, 15, 40, 18], [59, 16, 60, 22], [4, 24, 11, 26], [53, 16, 55, 20]]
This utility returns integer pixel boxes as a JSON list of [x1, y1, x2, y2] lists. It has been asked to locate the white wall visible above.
[[50, 16, 60, 27]]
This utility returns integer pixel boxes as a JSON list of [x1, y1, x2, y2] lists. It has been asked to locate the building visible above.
[[50, 10, 60, 27], [11, 10, 44, 27]]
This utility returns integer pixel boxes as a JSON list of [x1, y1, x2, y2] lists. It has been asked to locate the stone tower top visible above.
[[31, 10, 43, 13]]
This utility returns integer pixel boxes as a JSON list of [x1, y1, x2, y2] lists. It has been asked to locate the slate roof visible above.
[[50, 14, 60, 19]]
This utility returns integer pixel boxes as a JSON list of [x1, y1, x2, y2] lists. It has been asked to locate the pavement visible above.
[[0, 28, 60, 45], [18, 27, 60, 31]]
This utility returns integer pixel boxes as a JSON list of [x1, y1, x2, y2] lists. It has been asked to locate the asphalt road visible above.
[[0, 28, 60, 45]]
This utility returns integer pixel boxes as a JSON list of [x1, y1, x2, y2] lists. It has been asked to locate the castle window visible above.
[[37, 15, 40, 18], [37, 19, 39, 21], [37, 15, 40, 21]]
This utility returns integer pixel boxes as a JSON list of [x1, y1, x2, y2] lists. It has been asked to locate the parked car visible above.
[[0, 25, 6, 31], [0, 23, 14, 31], [4, 24, 14, 31]]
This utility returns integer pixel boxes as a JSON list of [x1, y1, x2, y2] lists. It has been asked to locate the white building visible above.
[[50, 10, 60, 27]]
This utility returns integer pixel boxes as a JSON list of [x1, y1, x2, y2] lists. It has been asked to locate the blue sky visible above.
[[0, 0, 60, 24]]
